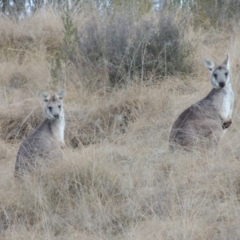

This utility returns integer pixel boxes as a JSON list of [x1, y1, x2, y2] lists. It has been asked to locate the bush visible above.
[[180, 0, 240, 28], [78, 10, 194, 86], [129, 13, 194, 80]]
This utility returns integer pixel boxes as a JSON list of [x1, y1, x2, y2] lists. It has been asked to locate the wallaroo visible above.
[[169, 55, 234, 151], [14, 89, 66, 178]]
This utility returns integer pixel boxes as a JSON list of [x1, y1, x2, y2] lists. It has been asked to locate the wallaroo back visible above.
[[14, 89, 66, 177], [169, 55, 234, 151]]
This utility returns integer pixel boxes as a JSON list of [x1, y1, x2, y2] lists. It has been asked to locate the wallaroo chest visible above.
[[219, 84, 234, 121]]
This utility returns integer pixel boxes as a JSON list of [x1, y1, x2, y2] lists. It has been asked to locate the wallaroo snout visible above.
[[169, 55, 234, 151], [14, 89, 66, 178]]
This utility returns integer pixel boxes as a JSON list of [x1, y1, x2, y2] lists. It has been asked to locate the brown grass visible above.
[[1, 6, 240, 240]]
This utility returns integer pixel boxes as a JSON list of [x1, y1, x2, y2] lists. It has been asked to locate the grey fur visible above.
[[169, 56, 234, 151], [14, 89, 66, 177]]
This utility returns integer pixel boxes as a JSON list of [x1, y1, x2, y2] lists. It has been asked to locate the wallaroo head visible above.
[[41, 89, 65, 120], [203, 55, 230, 89]]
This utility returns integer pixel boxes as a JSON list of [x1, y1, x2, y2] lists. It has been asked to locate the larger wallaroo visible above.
[[169, 55, 234, 150], [14, 89, 66, 177]]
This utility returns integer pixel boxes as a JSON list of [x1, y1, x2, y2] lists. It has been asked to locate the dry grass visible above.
[[1, 6, 240, 240]]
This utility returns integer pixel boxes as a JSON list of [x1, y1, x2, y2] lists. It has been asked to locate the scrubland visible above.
[[1, 3, 240, 240]]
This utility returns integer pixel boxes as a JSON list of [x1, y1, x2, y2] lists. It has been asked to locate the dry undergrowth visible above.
[[1, 6, 240, 240]]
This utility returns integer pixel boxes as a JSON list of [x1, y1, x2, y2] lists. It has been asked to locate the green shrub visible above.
[[50, 9, 78, 86]]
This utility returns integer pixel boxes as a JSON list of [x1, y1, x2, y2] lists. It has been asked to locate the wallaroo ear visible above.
[[222, 55, 230, 70], [41, 92, 51, 102], [203, 58, 215, 71], [55, 89, 65, 100]]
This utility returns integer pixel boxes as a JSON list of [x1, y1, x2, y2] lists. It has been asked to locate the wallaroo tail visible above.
[[169, 55, 234, 151], [14, 89, 66, 178]]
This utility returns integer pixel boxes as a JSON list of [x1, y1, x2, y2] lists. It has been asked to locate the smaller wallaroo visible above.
[[169, 55, 234, 151], [14, 89, 66, 177]]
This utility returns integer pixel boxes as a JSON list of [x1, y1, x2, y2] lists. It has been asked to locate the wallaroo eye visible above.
[[225, 72, 228, 77], [48, 106, 52, 111], [213, 73, 217, 78], [58, 105, 61, 109]]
